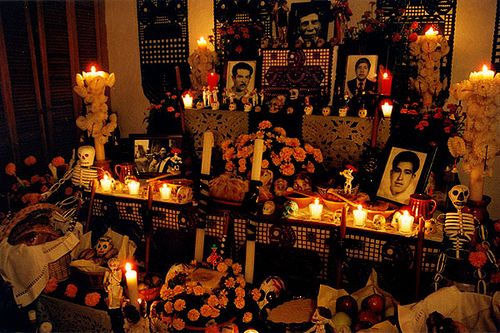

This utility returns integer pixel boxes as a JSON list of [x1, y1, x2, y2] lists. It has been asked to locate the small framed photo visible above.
[[225, 60, 257, 101], [345, 55, 378, 97], [376, 145, 436, 205], [289, 1, 331, 48], [130, 134, 183, 178]]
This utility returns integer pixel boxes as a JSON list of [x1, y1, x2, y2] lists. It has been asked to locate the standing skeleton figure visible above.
[[434, 185, 497, 293]]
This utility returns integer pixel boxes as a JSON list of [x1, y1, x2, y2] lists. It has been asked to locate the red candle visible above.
[[378, 70, 392, 96], [207, 72, 219, 90]]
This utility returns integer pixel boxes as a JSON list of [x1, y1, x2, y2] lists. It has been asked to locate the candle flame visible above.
[[90, 65, 97, 73], [425, 27, 438, 36], [314, 198, 320, 205], [357, 204, 363, 211], [103, 174, 109, 180], [138, 298, 142, 304], [482, 64, 490, 72], [382, 72, 389, 79], [125, 262, 132, 272], [403, 210, 409, 217]]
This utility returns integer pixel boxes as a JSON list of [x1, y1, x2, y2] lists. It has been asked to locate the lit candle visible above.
[[201, 131, 214, 175], [207, 72, 219, 90], [128, 180, 140, 195], [381, 101, 393, 118], [378, 70, 392, 96], [353, 204, 367, 227], [82, 65, 107, 81], [424, 27, 439, 38], [100, 174, 112, 192], [182, 93, 193, 109], [398, 210, 415, 234], [197, 36, 207, 50], [309, 198, 323, 220], [244, 330, 259, 333], [469, 64, 495, 81], [125, 263, 139, 309], [159, 183, 172, 200], [251, 139, 264, 181]]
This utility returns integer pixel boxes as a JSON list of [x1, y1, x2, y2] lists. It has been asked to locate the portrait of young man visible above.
[[377, 147, 427, 205], [345, 55, 378, 97], [226, 61, 256, 101]]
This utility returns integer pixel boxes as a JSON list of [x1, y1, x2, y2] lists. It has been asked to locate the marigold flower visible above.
[[236, 275, 246, 288], [193, 285, 204, 296], [51, 156, 66, 167], [30, 175, 41, 184], [408, 32, 418, 42], [210, 306, 220, 318], [172, 318, 185, 331], [280, 163, 295, 177], [84, 292, 101, 307], [218, 295, 229, 307], [235, 287, 245, 298], [258, 120, 272, 129], [469, 251, 488, 268], [251, 288, 261, 301], [164, 301, 174, 314], [262, 159, 269, 169], [24, 156, 37, 166], [243, 312, 253, 323], [173, 285, 184, 296], [44, 277, 58, 294], [21, 193, 42, 205], [64, 284, 78, 298], [5, 163, 16, 176], [224, 277, 236, 288], [174, 299, 186, 311], [160, 285, 173, 300], [200, 304, 212, 317], [234, 297, 245, 309], [187, 309, 200, 322], [207, 295, 219, 307], [293, 147, 306, 162], [232, 263, 242, 275]]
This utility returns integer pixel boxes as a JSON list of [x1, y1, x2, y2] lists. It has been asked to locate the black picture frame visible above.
[[130, 134, 183, 178], [376, 145, 437, 205], [225, 60, 257, 101], [288, 1, 331, 48], [344, 54, 379, 97]]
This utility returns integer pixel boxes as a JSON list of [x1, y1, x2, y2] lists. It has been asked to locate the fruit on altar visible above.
[[361, 293, 385, 315], [356, 309, 380, 330], [331, 311, 352, 330], [335, 295, 359, 319]]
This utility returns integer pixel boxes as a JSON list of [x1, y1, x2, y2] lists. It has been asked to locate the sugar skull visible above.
[[339, 107, 348, 117], [229, 102, 237, 111], [95, 236, 113, 257], [177, 186, 193, 203], [263, 200, 276, 215], [448, 184, 469, 210], [372, 214, 386, 230], [424, 219, 436, 235], [273, 178, 288, 197], [322, 106, 331, 116], [254, 105, 262, 113], [289, 88, 299, 101], [304, 105, 314, 115], [196, 101, 204, 109], [358, 108, 368, 118], [244, 103, 252, 112], [211, 101, 220, 110], [257, 276, 285, 310], [78, 145, 95, 167], [283, 200, 299, 217]]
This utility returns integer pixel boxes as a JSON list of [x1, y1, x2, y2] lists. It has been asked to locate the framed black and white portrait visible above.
[[225, 60, 257, 101], [288, 1, 331, 48], [376, 145, 436, 205], [130, 134, 183, 178], [345, 55, 378, 97]]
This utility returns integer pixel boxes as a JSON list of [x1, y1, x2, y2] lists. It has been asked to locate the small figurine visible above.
[[212, 86, 219, 103], [71, 145, 99, 190], [207, 244, 222, 269], [103, 257, 123, 309], [339, 168, 354, 195]]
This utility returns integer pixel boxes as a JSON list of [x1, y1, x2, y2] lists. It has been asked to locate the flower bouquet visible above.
[[144, 91, 183, 135], [216, 120, 323, 201], [152, 259, 257, 332]]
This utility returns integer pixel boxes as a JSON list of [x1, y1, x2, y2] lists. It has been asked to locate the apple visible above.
[[336, 295, 358, 319], [357, 309, 380, 329], [361, 293, 385, 315]]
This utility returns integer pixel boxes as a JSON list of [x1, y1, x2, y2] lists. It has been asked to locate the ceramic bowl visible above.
[[283, 191, 314, 209]]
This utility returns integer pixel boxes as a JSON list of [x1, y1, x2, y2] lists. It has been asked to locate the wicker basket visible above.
[[71, 266, 106, 290], [1, 203, 72, 282]]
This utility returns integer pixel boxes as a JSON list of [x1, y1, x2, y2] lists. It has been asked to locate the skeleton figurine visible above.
[[339, 168, 354, 195], [71, 145, 99, 190], [434, 185, 497, 293], [104, 257, 123, 309]]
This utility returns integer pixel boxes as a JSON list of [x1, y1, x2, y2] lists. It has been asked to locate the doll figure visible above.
[[103, 257, 123, 309]]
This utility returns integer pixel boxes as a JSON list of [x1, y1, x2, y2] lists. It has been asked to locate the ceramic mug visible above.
[[114, 163, 138, 183]]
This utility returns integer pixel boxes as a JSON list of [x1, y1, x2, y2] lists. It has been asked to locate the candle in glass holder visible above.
[[182, 93, 193, 109], [100, 174, 112, 192], [125, 263, 139, 309], [398, 210, 414, 234], [381, 101, 393, 117], [128, 180, 140, 195], [159, 184, 172, 200], [353, 205, 367, 227], [197, 36, 207, 50], [309, 198, 323, 219]]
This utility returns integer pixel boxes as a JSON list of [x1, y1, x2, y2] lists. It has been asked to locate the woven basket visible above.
[[1, 203, 72, 282], [71, 267, 106, 290]]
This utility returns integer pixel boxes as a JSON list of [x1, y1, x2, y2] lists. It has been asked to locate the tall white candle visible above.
[[353, 205, 367, 227], [201, 131, 214, 175], [125, 263, 139, 309], [250, 139, 264, 181]]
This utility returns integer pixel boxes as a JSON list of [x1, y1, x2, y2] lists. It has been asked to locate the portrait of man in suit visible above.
[[345, 55, 378, 97]]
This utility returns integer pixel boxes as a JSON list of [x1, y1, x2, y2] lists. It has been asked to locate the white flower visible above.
[[447, 136, 466, 158]]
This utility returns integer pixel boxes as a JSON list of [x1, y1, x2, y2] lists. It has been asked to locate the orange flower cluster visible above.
[[221, 120, 323, 179], [155, 259, 257, 330]]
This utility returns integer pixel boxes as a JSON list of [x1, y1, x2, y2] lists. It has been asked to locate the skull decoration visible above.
[[322, 106, 331, 116], [358, 108, 368, 118], [196, 101, 204, 109], [177, 186, 193, 203], [424, 219, 436, 235], [289, 88, 299, 101], [283, 200, 299, 217], [304, 105, 314, 115], [273, 178, 288, 197], [165, 263, 192, 287], [448, 185, 469, 210], [211, 101, 220, 110], [254, 105, 262, 113], [372, 214, 386, 230], [257, 276, 285, 310], [339, 107, 348, 117], [286, 106, 295, 114], [263, 201, 276, 215], [95, 236, 113, 257], [228, 102, 237, 111], [243, 103, 252, 112], [78, 145, 96, 167]]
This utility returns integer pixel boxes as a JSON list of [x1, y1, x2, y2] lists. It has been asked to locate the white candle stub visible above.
[[353, 204, 367, 227], [398, 210, 415, 234], [309, 198, 323, 219], [160, 184, 172, 200]]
